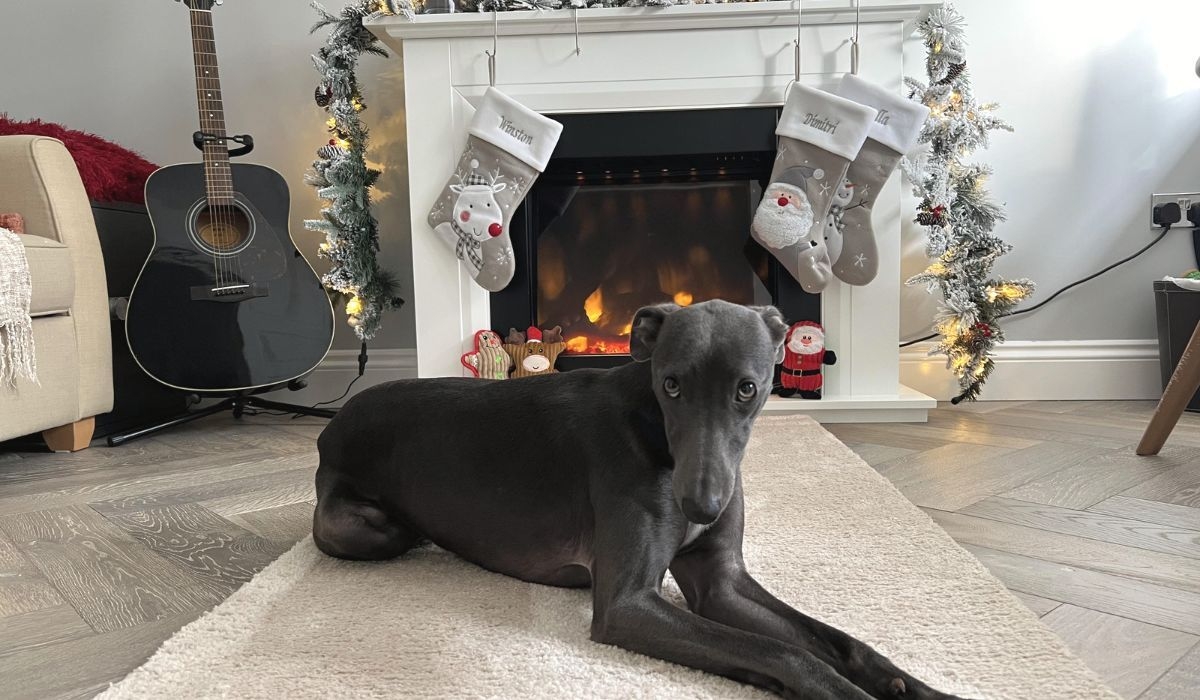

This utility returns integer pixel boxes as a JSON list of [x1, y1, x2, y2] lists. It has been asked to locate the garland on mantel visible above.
[[305, 0, 407, 339]]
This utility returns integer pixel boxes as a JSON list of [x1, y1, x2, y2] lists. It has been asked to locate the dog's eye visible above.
[[737, 381, 757, 401], [663, 377, 681, 398]]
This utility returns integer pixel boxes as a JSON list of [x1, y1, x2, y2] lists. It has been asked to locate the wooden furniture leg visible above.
[[1138, 321, 1200, 456], [42, 416, 96, 452]]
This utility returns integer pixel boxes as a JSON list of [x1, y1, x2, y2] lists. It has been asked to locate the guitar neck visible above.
[[189, 8, 234, 206]]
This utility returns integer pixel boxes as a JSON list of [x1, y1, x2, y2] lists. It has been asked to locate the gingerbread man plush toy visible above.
[[778, 320, 836, 399], [460, 330, 512, 380]]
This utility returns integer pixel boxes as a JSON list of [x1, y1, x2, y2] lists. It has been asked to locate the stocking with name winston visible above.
[[428, 88, 563, 292]]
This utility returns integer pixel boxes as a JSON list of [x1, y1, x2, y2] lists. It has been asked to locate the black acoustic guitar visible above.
[[126, 0, 334, 392]]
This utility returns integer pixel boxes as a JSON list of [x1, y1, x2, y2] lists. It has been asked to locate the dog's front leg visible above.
[[589, 499, 872, 700], [669, 490, 964, 700]]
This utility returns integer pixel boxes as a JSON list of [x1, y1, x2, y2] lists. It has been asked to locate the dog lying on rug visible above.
[[313, 300, 963, 699]]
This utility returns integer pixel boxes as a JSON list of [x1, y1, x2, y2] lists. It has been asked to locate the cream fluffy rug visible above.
[[100, 416, 1116, 699]]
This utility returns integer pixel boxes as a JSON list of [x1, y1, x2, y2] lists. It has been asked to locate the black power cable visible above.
[[900, 223, 1176, 348]]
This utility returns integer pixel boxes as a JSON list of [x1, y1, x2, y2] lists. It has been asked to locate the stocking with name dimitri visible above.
[[751, 84, 877, 293]]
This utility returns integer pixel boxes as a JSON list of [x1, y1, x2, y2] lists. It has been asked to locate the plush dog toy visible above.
[[504, 326, 566, 378], [460, 330, 512, 379]]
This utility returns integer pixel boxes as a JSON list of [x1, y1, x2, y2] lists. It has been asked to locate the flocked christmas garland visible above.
[[902, 5, 1034, 403], [306, 1, 407, 339]]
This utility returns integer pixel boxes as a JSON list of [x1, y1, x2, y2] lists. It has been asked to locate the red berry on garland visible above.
[[972, 322, 992, 338]]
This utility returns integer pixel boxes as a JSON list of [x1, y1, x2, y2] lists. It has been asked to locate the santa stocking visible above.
[[831, 74, 930, 286], [751, 84, 876, 293], [428, 88, 563, 292]]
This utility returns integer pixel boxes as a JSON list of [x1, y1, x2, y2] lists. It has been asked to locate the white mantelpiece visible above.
[[367, 0, 938, 423]]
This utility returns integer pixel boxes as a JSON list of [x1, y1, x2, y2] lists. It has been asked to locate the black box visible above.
[[91, 201, 190, 437], [1153, 280, 1200, 413]]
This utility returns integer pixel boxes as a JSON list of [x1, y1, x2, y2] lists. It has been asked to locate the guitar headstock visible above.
[[178, 0, 222, 10]]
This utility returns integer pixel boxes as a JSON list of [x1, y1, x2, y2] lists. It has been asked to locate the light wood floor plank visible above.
[[1090, 496, 1200, 531], [0, 528, 64, 618], [1010, 590, 1062, 617], [1138, 641, 1200, 699], [960, 497, 1200, 559], [1040, 604, 1197, 699], [0, 604, 93, 657], [0, 505, 223, 633], [100, 504, 286, 599], [0, 612, 194, 700], [88, 465, 314, 521], [998, 446, 1200, 510], [0, 449, 280, 517], [962, 544, 1200, 636], [924, 410, 1133, 449], [883, 442, 1111, 512], [228, 502, 314, 548], [1120, 460, 1200, 508], [927, 509, 1200, 593]]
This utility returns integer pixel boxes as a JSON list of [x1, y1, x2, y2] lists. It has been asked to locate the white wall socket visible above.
[[1151, 192, 1199, 228]]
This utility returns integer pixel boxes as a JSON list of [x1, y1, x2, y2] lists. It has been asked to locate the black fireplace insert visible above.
[[490, 107, 820, 370]]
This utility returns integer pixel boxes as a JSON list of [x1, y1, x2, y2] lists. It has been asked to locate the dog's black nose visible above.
[[681, 496, 722, 524]]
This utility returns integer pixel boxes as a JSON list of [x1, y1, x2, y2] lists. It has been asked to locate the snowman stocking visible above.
[[428, 88, 563, 292], [751, 83, 876, 293], [831, 74, 930, 286]]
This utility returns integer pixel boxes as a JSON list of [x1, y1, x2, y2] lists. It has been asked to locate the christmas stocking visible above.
[[751, 83, 877, 293], [831, 74, 930, 286], [428, 88, 563, 292]]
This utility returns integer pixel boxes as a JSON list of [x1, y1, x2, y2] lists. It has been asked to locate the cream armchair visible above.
[[0, 136, 114, 451]]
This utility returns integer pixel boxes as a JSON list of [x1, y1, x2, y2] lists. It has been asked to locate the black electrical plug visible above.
[[1189, 202, 1200, 228], [1154, 201, 1182, 228]]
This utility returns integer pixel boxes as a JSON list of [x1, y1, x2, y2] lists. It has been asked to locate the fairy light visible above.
[[345, 296, 364, 316]]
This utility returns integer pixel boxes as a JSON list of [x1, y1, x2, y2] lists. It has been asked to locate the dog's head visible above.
[[630, 300, 787, 525]]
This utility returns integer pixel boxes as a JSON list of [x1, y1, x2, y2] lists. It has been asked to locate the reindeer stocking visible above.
[[428, 88, 563, 292]]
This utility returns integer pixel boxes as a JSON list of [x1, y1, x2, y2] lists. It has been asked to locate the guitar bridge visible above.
[[191, 283, 268, 302]]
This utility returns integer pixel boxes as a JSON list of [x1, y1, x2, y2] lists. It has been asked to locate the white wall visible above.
[[4, 0, 1200, 400], [901, 0, 1200, 344], [0, 0, 416, 354]]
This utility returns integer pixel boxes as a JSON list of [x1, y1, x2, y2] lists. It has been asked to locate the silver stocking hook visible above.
[[793, 0, 802, 84], [573, 7, 582, 56], [850, 0, 861, 75], [486, 11, 499, 87]]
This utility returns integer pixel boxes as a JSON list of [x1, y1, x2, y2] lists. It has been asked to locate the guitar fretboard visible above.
[[190, 9, 234, 207]]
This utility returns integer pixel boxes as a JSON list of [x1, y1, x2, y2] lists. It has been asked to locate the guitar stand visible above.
[[106, 384, 334, 447]]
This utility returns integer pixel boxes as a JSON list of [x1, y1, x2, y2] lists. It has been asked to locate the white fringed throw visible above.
[[0, 227, 37, 387]]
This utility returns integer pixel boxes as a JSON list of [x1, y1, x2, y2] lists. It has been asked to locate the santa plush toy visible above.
[[778, 320, 836, 399]]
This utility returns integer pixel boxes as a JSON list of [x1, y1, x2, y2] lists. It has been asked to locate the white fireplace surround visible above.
[[367, 0, 939, 422]]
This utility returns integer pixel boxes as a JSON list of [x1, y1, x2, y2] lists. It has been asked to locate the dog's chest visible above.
[[680, 522, 713, 548]]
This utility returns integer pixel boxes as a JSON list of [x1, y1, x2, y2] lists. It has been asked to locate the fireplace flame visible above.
[[584, 288, 604, 324], [673, 291, 694, 307]]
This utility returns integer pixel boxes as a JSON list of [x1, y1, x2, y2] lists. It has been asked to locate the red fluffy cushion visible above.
[[0, 115, 158, 204]]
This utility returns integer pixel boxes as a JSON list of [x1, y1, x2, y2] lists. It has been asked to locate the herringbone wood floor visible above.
[[1, 401, 1198, 699]]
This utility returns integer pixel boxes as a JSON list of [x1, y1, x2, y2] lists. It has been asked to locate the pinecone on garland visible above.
[[916, 204, 947, 226], [318, 144, 342, 159], [938, 62, 967, 85], [315, 84, 333, 108]]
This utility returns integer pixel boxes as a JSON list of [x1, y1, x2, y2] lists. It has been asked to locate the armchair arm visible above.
[[0, 135, 114, 416]]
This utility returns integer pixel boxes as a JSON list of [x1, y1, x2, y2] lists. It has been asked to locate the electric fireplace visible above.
[[490, 108, 819, 370]]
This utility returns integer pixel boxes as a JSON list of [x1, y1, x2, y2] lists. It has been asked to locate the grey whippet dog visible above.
[[313, 300, 962, 699]]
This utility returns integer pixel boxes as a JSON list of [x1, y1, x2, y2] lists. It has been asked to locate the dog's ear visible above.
[[752, 306, 789, 364], [629, 303, 680, 363]]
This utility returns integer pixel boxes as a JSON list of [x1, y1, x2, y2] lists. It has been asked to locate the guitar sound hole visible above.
[[197, 204, 251, 253]]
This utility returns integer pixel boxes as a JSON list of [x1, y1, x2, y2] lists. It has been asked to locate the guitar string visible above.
[[190, 10, 222, 287], [199, 12, 234, 287], [197, 12, 228, 287], [201, 13, 244, 286]]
